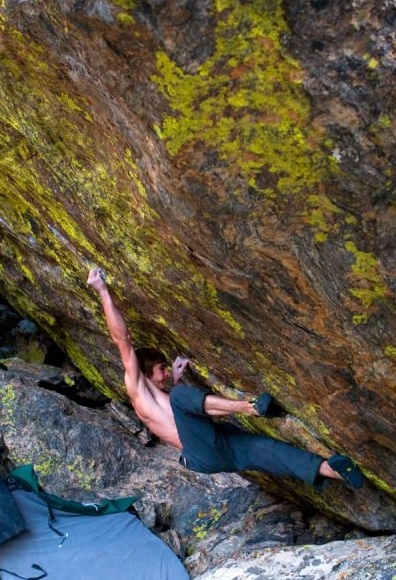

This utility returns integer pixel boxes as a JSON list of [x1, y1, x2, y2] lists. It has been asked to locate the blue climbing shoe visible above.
[[328, 454, 364, 489]]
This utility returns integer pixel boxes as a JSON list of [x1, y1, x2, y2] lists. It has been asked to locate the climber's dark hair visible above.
[[135, 347, 167, 378]]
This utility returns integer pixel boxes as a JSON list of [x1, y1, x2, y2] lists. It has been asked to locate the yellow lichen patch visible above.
[[0, 384, 17, 427], [112, 0, 136, 25], [0, 1, 6, 28], [193, 362, 210, 380], [345, 214, 358, 226], [345, 241, 389, 323], [352, 313, 369, 325], [67, 456, 95, 490], [203, 280, 244, 337], [34, 455, 60, 477], [124, 149, 150, 202], [192, 504, 228, 540], [153, 315, 190, 351], [363, 53, 379, 70], [117, 12, 135, 26], [252, 351, 296, 396], [152, 0, 332, 198], [58, 93, 93, 122], [362, 469, 396, 496], [370, 113, 392, 131], [305, 194, 341, 242], [113, 0, 137, 8], [384, 345, 396, 360], [236, 413, 282, 439], [301, 403, 331, 441], [61, 337, 118, 399]]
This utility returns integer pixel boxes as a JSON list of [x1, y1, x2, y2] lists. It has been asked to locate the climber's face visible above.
[[150, 362, 171, 390]]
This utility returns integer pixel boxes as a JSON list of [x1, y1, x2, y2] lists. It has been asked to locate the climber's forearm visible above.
[[98, 287, 130, 344], [204, 395, 255, 416]]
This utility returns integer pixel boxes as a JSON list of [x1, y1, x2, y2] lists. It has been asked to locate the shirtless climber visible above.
[[87, 267, 363, 491]]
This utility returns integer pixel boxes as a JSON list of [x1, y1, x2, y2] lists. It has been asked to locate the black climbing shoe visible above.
[[252, 393, 283, 417], [328, 454, 364, 489]]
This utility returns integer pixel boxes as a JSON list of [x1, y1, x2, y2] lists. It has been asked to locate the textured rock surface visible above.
[[194, 535, 396, 580], [0, 359, 394, 579], [0, 1, 395, 528], [0, 369, 356, 574], [1, 360, 393, 579]]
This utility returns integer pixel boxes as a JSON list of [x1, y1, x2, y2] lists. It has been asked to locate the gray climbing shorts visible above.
[[170, 384, 324, 489]]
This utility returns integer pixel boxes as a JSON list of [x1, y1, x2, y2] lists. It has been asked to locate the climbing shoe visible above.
[[252, 393, 283, 417], [328, 454, 364, 489]]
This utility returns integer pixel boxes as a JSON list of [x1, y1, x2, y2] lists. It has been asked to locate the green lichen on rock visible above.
[[362, 468, 396, 497], [344, 241, 389, 324], [0, 384, 17, 428], [305, 194, 341, 243], [112, 0, 136, 9], [33, 454, 60, 478], [61, 337, 119, 399], [301, 403, 331, 441], [112, 0, 136, 26], [253, 350, 296, 396], [0, 386, 59, 470], [192, 504, 228, 540], [384, 345, 396, 359], [67, 455, 95, 490], [203, 280, 244, 337], [152, 0, 331, 198], [0, 20, 196, 388], [0, 26, 106, 273]]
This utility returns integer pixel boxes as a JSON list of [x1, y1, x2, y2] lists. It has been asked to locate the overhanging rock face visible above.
[[0, 1, 395, 529]]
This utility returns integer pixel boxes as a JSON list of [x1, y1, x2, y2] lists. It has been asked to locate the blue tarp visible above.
[[0, 490, 189, 580]]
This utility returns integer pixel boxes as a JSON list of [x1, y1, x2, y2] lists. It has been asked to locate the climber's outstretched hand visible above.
[[87, 268, 107, 292], [172, 356, 190, 384]]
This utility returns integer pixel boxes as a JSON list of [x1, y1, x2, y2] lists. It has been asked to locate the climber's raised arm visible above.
[[87, 268, 140, 387]]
